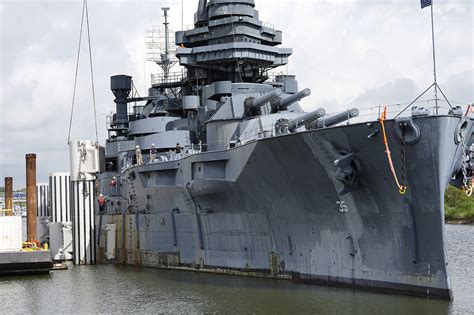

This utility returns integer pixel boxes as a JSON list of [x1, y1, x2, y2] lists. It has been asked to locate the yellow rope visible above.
[[379, 106, 407, 195], [464, 183, 473, 197]]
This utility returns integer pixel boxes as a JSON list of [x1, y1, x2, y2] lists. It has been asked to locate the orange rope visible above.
[[379, 106, 407, 195], [466, 104, 473, 116]]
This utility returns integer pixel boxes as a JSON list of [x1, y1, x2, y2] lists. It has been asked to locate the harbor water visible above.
[[0, 224, 472, 314]]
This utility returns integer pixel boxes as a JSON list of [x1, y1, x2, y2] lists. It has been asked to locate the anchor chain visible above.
[[401, 125, 407, 191], [459, 129, 473, 197]]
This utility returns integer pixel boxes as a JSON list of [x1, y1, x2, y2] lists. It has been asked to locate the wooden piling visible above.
[[26, 154, 37, 242], [4, 177, 13, 216]]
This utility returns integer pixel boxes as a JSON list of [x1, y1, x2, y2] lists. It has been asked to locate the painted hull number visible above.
[[337, 201, 348, 213]]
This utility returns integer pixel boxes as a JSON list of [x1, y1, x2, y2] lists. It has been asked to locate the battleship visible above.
[[94, 0, 473, 299]]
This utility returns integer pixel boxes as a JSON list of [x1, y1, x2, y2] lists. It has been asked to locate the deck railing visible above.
[[118, 100, 471, 171], [151, 70, 187, 85]]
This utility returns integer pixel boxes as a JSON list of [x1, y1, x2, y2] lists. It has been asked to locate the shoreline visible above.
[[445, 219, 474, 225]]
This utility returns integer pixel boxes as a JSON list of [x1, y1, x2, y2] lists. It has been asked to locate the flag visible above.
[[421, 0, 432, 9]]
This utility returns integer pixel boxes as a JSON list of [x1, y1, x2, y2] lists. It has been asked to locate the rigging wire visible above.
[[85, 0, 99, 144], [67, 0, 99, 144], [67, 0, 86, 144]]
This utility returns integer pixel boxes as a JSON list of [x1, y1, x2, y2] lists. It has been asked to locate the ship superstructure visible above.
[[96, 0, 473, 299]]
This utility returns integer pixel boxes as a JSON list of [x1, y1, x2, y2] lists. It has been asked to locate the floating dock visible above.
[[0, 251, 52, 276], [0, 216, 53, 277], [0, 157, 53, 277]]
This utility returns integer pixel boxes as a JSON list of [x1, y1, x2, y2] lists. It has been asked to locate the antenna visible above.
[[145, 7, 178, 85], [429, 1, 439, 113], [163, 7, 170, 77]]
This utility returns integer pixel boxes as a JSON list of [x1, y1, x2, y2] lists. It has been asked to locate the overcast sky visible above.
[[0, 0, 473, 188]]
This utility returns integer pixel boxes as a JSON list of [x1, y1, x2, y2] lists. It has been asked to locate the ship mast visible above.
[[146, 7, 178, 91], [162, 7, 171, 81], [155, 7, 177, 83]]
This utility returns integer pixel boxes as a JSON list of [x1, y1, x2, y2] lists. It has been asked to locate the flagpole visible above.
[[430, 0, 439, 114]]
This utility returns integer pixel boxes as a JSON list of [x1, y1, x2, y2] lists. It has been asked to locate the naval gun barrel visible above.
[[273, 88, 311, 110], [287, 108, 326, 132], [277, 108, 326, 133], [308, 108, 359, 129], [244, 89, 282, 116], [247, 89, 282, 108]]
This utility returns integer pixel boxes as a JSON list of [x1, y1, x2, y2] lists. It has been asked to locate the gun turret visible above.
[[276, 108, 326, 134], [244, 89, 282, 116], [272, 88, 311, 112], [308, 108, 359, 129]]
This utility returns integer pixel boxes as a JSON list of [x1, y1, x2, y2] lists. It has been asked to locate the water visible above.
[[1, 225, 472, 314]]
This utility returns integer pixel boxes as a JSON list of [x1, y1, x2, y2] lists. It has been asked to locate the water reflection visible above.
[[0, 224, 471, 314]]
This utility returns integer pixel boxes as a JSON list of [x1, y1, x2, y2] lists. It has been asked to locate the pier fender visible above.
[[394, 117, 420, 145], [454, 117, 469, 145]]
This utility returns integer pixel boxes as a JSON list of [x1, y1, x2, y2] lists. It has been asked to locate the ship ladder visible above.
[[379, 106, 407, 195]]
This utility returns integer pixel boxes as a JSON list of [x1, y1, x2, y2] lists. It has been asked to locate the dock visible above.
[[0, 251, 52, 276], [0, 157, 53, 277]]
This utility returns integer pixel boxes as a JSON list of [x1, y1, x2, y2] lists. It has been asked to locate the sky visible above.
[[0, 0, 473, 188]]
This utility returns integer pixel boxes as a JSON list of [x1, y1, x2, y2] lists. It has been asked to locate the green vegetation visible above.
[[0, 186, 4, 193], [445, 185, 474, 224]]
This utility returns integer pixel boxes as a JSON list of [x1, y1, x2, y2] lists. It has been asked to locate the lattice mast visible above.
[[146, 7, 178, 84], [161, 7, 172, 80]]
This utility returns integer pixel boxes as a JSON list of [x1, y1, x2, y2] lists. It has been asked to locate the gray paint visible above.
[[93, 0, 474, 299], [98, 115, 472, 299]]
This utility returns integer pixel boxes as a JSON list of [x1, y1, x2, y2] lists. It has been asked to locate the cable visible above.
[[85, 0, 99, 144], [394, 83, 435, 119], [67, 0, 86, 144], [67, 0, 99, 144]]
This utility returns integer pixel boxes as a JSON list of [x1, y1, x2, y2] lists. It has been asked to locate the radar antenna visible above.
[[146, 7, 178, 84]]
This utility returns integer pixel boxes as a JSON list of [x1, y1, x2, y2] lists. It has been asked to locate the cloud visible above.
[[440, 70, 474, 104], [350, 79, 419, 108], [0, 0, 472, 188]]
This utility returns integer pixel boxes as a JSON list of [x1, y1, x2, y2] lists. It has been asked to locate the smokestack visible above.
[[26, 154, 37, 242], [4, 177, 13, 216], [110, 75, 132, 127]]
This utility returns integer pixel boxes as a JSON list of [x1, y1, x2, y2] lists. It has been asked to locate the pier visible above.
[[0, 155, 53, 277]]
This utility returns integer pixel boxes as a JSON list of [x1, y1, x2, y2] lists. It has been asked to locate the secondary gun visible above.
[[276, 108, 326, 134], [271, 88, 311, 112], [244, 89, 282, 116], [308, 108, 359, 129]]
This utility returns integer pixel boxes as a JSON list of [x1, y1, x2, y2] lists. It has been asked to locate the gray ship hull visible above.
[[97, 115, 466, 299]]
